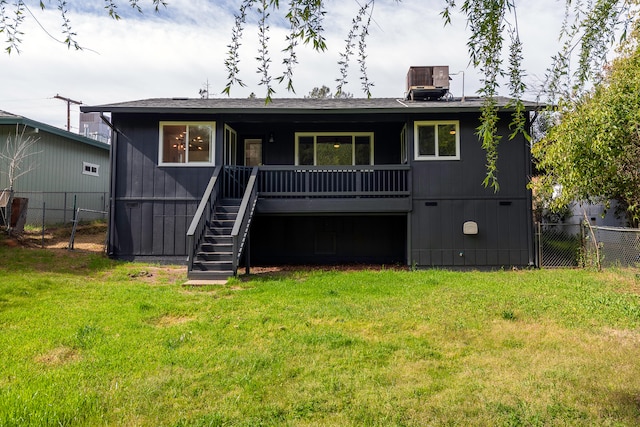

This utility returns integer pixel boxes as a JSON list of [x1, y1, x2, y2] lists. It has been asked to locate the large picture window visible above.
[[414, 121, 460, 160], [295, 133, 374, 165], [159, 122, 215, 165]]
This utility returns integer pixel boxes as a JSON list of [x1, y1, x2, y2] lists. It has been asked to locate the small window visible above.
[[159, 122, 215, 166], [82, 162, 99, 177], [414, 121, 460, 160]]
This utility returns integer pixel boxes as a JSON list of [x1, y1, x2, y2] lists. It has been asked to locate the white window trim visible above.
[[158, 121, 216, 166], [82, 161, 100, 177], [414, 120, 460, 161], [294, 132, 375, 166]]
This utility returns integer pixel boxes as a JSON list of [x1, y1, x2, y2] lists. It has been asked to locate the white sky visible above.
[[0, 0, 566, 132]]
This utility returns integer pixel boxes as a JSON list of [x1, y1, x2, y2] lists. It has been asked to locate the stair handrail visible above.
[[231, 166, 259, 274], [187, 165, 222, 272]]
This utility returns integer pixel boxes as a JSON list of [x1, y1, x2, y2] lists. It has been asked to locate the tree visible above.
[[0, 125, 41, 233], [2, 0, 637, 190], [531, 38, 640, 227], [306, 85, 353, 99]]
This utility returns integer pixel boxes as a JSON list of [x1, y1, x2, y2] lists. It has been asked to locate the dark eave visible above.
[[0, 110, 110, 151], [81, 96, 541, 116]]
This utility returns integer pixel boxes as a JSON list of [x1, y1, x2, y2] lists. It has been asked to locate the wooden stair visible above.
[[189, 198, 241, 280]]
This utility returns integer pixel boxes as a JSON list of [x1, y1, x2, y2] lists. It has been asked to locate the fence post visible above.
[[42, 201, 45, 248], [63, 192, 67, 224], [536, 222, 542, 268]]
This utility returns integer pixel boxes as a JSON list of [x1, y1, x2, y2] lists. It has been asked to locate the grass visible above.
[[1, 241, 640, 426]]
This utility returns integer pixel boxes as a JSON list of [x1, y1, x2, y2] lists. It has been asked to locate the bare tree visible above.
[[0, 125, 41, 234]]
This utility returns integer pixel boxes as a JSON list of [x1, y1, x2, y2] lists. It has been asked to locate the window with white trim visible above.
[[159, 122, 215, 165], [414, 121, 460, 160], [295, 132, 374, 165], [82, 162, 99, 177]]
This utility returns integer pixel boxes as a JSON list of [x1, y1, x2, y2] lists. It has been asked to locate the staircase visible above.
[[190, 198, 241, 280]]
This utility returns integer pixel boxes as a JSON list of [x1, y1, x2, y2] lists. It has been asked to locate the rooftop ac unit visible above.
[[406, 66, 449, 101]]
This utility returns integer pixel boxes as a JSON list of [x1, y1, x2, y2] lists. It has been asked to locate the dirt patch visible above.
[[127, 266, 187, 285], [35, 346, 80, 366], [12, 222, 107, 253], [154, 315, 195, 327]]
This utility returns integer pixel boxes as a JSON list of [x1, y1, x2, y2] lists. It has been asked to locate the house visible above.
[[81, 93, 538, 279], [0, 110, 110, 225]]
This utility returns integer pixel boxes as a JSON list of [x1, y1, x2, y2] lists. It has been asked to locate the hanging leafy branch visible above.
[[335, 1, 373, 97], [1, 0, 26, 54], [256, 0, 275, 101], [0, 0, 167, 53], [3, 0, 639, 190]]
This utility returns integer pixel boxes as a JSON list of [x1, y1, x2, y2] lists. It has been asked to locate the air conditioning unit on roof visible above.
[[406, 66, 450, 101]]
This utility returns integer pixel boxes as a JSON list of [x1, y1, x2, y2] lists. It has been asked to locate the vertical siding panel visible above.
[[163, 202, 175, 256], [153, 202, 164, 255]]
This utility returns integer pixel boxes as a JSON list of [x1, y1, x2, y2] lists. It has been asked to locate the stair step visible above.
[[187, 198, 245, 279], [213, 221, 235, 229], [219, 198, 242, 206], [196, 251, 233, 262], [203, 234, 232, 244], [200, 242, 232, 252], [213, 212, 237, 221], [192, 260, 234, 272], [207, 228, 233, 237], [187, 270, 234, 281]]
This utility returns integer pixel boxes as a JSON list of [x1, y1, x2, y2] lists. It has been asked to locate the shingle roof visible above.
[[82, 96, 541, 115]]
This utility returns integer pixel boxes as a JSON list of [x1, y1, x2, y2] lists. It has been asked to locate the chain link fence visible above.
[[536, 223, 582, 267], [583, 226, 640, 268], [12, 191, 108, 226], [537, 222, 640, 268]]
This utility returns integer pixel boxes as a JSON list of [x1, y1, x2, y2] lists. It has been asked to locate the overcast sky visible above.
[[0, 0, 565, 132]]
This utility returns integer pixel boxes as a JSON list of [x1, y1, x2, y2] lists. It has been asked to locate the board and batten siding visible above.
[[110, 114, 216, 261], [408, 112, 534, 267], [0, 125, 109, 192]]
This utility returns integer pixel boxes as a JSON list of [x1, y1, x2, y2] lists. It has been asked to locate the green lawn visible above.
[[1, 243, 639, 426]]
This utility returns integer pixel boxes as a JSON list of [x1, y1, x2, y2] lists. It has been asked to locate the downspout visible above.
[[526, 112, 536, 267], [100, 113, 118, 257]]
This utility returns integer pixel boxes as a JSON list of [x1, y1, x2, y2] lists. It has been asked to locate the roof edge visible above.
[[0, 115, 109, 151]]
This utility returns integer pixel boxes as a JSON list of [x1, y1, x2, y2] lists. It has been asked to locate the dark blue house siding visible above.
[[408, 113, 534, 267], [92, 98, 536, 267], [110, 114, 215, 260]]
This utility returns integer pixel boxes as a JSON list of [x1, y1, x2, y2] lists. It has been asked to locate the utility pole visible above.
[[54, 94, 82, 131]]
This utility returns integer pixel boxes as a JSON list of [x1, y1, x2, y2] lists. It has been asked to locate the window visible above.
[[414, 121, 460, 160], [82, 162, 99, 177], [295, 133, 374, 165], [159, 122, 215, 165]]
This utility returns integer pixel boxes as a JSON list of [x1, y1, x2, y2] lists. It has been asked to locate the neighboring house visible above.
[[0, 110, 110, 224], [82, 94, 539, 279]]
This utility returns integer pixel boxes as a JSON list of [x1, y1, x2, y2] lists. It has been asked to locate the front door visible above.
[[244, 138, 263, 166]]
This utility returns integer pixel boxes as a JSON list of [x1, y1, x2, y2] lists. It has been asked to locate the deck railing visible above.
[[186, 165, 222, 271], [231, 167, 259, 274], [258, 165, 410, 197]]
